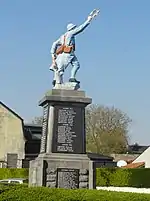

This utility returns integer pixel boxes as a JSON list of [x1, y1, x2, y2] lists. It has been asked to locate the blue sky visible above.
[[0, 1, 150, 145]]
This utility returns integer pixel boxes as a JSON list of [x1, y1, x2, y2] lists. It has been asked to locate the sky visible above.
[[0, 0, 150, 145]]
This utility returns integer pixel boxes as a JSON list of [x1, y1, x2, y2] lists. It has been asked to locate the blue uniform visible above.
[[50, 18, 91, 81]]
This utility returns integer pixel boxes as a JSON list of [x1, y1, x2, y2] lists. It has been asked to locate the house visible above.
[[118, 145, 150, 168], [0, 101, 42, 168], [128, 144, 148, 154], [111, 144, 149, 164], [0, 101, 25, 168], [132, 146, 150, 168]]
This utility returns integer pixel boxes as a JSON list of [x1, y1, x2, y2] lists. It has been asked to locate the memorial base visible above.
[[29, 88, 96, 189], [29, 153, 95, 189], [38, 89, 92, 154]]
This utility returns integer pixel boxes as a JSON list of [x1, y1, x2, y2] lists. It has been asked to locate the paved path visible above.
[[97, 186, 150, 194]]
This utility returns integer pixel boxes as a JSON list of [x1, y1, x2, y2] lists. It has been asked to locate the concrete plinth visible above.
[[29, 89, 95, 189], [29, 153, 95, 189]]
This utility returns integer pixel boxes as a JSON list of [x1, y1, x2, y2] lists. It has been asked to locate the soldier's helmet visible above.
[[67, 23, 77, 31]]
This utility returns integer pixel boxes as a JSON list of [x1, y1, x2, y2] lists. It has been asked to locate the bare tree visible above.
[[86, 104, 131, 155], [32, 104, 131, 155], [32, 116, 43, 125]]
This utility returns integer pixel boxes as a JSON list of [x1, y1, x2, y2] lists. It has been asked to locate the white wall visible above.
[[133, 147, 150, 168]]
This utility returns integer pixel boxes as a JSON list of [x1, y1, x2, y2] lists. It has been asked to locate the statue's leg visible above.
[[59, 71, 64, 84], [52, 55, 64, 85], [54, 70, 64, 84], [51, 70, 56, 87], [54, 54, 70, 85], [69, 56, 80, 83]]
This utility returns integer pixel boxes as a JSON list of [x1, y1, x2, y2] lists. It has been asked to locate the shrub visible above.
[[0, 185, 150, 201], [0, 183, 26, 194], [0, 168, 28, 179], [96, 168, 116, 186], [96, 168, 150, 188], [128, 168, 150, 188]]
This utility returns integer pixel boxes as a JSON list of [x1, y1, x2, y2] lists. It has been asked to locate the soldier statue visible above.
[[49, 9, 100, 87]]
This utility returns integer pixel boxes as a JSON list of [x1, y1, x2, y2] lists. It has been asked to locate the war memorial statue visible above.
[[29, 9, 112, 190], [49, 9, 100, 89]]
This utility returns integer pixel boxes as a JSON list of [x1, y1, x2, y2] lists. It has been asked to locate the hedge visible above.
[[96, 168, 150, 188], [0, 185, 150, 201], [0, 168, 28, 179], [1, 168, 150, 189]]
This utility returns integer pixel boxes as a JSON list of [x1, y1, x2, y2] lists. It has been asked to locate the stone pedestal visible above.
[[29, 89, 96, 189]]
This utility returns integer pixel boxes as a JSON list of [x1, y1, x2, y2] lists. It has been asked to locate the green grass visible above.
[[0, 184, 150, 201]]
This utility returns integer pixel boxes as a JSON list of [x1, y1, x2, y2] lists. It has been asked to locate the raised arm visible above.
[[71, 9, 100, 36], [71, 17, 92, 36]]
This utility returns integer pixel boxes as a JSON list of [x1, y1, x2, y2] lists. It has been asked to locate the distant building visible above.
[[23, 124, 42, 167], [111, 144, 149, 164], [111, 154, 139, 163], [0, 101, 25, 168], [132, 146, 150, 168], [128, 144, 149, 154], [118, 145, 150, 168], [0, 101, 41, 168]]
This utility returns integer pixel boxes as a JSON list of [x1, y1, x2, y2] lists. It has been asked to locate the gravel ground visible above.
[[96, 186, 150, 194]]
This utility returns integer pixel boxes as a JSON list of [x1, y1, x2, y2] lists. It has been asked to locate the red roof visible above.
[[122, 162, 145, 168]]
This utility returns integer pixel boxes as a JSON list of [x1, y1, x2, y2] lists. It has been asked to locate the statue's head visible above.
[[67, 23, 77, 31]]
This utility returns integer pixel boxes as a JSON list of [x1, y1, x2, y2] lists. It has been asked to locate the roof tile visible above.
[[122, 162, 145, 168]]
